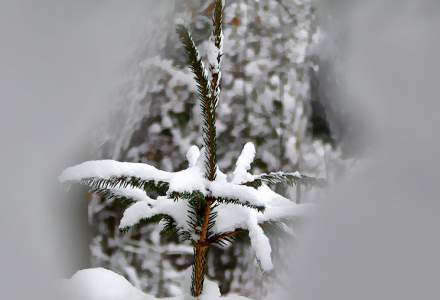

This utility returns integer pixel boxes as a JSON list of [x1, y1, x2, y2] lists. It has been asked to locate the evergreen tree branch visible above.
[[80, 176, 169, 196], [119, 213, 189, 243], [119, 213, 164, 234], [212, 0, 223, 47], [161, 215, 192, 242], [89, 186, 138, 207], [206, 0, 224, 182], [215, 197, 265, 212], [243, 172, 326, 188], [177, 25, 217, 181], [207, 229, 244, 246]]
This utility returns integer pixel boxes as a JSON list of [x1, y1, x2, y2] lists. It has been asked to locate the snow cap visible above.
[[231, 142, 256, 184], [186, 145, 200, 167]]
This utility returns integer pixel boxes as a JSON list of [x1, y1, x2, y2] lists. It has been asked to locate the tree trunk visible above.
[[192, 196, 214, 297], [192, 243, 208, 297]]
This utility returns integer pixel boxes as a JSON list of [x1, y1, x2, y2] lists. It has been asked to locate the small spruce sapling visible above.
[[59, 0, 322, 297]]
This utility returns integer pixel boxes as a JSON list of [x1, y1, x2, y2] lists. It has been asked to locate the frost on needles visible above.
[[59, 0, 320, 298]]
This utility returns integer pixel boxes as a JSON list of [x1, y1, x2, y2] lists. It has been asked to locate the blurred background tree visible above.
[[88, 0, 346, 299]]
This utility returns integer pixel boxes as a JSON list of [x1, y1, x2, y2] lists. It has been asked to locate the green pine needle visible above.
[[81, 176, 169, 196], [177, 24, 217, 182], [243, 172, 326, 188]]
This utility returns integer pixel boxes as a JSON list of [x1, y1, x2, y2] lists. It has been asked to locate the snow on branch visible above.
[[60, 142, 315, 273], [60, 146, 271, 210], [59, 160, 172, 183], [231, 142, 256, 184], [247, 214, 273, 271], [89, 186, 151, 206], [119, 196, 189, 234], [208, 180, 266, 207], [59, 160, 172, 195]]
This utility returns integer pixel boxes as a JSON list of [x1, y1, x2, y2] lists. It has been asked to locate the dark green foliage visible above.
[[120, 213, 190, 242], [208, 230, 245, 248], [243, 172, 326, 189], [89, 186, 138, 207], [160, 215, 191, 242], [215, 197, 265, 212], [119, 213, 163, 234], [176, 24, 217, 182], [212, 0, 223, 50], [169, 191, 206, 240], [207, 202, 218, 239], [81, 176, 169, 196], [211, 234, 236, 247]]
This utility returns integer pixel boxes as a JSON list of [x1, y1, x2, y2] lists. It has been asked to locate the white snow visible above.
[[110, 187, 151, 202], [231, 142, 256, 184], [119, 201, 154, 229], [168, 165, 205, 194], [208, 180, 265, 207], [212, 186, 314, 271], [58, 268, 154, 300], [207, 32, 224, 74], [247, 213, 273, 271], [186, 145, 200, 167], [207, 39, 221, 73], [120, 196, 189, 232], [58, 268, 253, 300], [59, 160, 173, 184]]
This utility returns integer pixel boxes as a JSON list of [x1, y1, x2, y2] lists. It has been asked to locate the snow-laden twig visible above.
[[61, 143, 314, 272]]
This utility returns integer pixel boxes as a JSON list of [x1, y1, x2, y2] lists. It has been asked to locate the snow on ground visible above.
[[58, 268, 155, 300], [58, 268, 252, 300]]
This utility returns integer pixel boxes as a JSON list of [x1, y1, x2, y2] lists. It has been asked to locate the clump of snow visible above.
[[168, 166, 206, 194], [247, 213, 273, 271], [186, 145, 200, 167], [58, 268, 253, 300], [231, 142, 256, 184], [207, 37, 222, 74], [208, 180, 265, 207], [110, 187, 150, 202], [120, 196, 189, 232]]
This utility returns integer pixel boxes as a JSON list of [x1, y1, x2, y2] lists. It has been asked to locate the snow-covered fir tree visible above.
[[60, 1, 323, 298], [88, 0, 345, 298]]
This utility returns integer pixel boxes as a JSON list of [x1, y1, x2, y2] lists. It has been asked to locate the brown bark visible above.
[[192, 196, 214, 297], [192, 242, 208, 297]]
